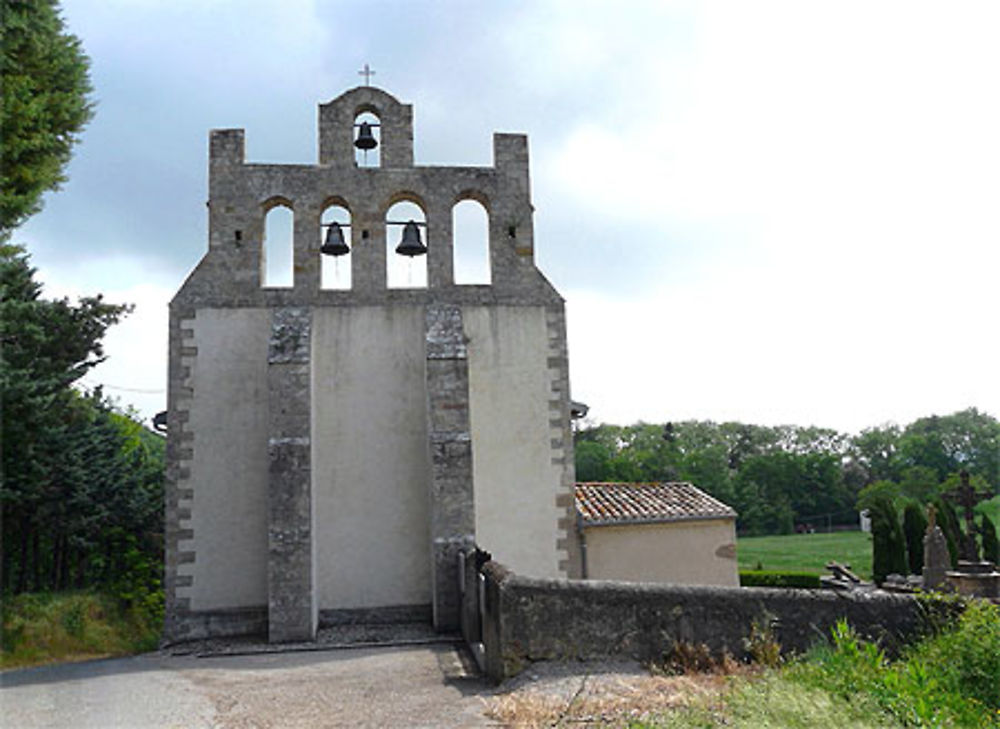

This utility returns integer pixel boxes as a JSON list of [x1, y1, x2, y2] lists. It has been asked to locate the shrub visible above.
[[902, 500, 927, 574], [789, 602, 1000, 727], [0, 591, 159, 669], [744, 614, 782, 667], [932, 497, 961, 567], [982, 514, 999, 565], [869, 494, 907, 583], [739, 571, 820, 589], [917, 599, 1000, 710]]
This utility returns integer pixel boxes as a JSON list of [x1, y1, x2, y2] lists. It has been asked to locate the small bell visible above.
[[320, 222, 350, 256], [354, 122, 378, 150], [395, 220, 427, 257]]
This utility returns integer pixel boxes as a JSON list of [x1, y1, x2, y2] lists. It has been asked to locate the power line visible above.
[[80, 379, 165, 395]]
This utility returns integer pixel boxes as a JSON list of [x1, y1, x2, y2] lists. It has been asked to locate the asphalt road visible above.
[[1, 643, 494, 728]]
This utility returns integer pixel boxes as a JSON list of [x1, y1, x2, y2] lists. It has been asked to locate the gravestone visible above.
[[921, 505, 951, 590]]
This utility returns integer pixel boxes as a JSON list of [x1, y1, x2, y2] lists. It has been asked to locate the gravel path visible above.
[[2, 642, 491, 728], [2, 634, 710, 728]]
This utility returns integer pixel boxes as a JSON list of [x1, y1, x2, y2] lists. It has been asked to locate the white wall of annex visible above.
[[584, 519, 739, 587]]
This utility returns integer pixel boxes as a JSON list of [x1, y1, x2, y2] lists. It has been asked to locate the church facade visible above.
[[163, 87, 578, 643]]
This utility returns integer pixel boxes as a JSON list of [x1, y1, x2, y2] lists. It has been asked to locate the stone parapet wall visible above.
[[474, 560, 928, 683]]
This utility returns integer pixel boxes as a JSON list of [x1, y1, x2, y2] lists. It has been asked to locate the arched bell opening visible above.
[[353, 110, 381, 168], [320, 203, 352, 290], [263, 202, 294, 288], [453, 198, 490, 285], [385, 200, 427, 289]]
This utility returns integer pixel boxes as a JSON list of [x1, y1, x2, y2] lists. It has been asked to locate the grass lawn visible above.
[[737, 530, 873, 580]]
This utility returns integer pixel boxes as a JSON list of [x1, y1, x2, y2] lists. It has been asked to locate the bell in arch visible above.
[[320, 222, 350, 256], [354, 121, 378, 150], [395, 220, 427, 257]]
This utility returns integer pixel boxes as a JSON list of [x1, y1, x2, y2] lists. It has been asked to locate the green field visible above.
[[737, 530, 873, 580]]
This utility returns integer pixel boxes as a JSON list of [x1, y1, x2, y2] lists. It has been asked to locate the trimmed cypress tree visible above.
[[869, 494, 907, 584], [982, 514, 999, 565], [902, 500, 928, 575]]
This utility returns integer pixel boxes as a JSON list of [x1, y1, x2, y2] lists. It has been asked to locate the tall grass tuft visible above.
[[1, 591, 160, 669], [790, 601, 1000, 727]]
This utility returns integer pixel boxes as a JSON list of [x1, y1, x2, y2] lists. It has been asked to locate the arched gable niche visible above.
[[452, 191, 491, 285], [319, 87, 413, 169], [384, 191, 427, 289], [261, 196, 294, 288]]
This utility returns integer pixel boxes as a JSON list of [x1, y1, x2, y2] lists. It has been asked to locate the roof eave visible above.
[[580, 512, 737, 529]]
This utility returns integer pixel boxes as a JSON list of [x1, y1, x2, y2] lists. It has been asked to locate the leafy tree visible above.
[[899, 410, 1000, 489], [857, 480, 902, 512], [849, 424, 903, 484], [575, 440, 612, 481], [902, 500, 928, 575], [869, 494, 907, 584], [0, 0, 94, 235], [573, 413, 998, 539], [898, 466, 940, 504], [736, 450, 849, 532]]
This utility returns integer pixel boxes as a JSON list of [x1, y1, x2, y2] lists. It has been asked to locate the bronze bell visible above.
[[395, 220, 427, 257], [320, 222, 350, 256], [354, 122, 378, 150]]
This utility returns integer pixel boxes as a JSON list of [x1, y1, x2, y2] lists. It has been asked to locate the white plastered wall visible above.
[[311, 306, 432, 610], [465, 305, 562, 578], [183, 308, 271, 610], [584, 519, 739, 587]]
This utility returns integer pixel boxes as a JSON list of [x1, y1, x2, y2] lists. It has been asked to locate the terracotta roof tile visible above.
[[575, 482, 737, 526]]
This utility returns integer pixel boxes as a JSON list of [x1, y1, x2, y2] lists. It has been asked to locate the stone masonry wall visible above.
[[475, 560, 928, 683]]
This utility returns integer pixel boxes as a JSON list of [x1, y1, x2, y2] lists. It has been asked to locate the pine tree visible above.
[[0, 0, 94, 235], [0, 244, 130, 592]]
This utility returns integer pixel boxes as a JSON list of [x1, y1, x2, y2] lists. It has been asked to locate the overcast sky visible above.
[[17, 0, 1000, 434]]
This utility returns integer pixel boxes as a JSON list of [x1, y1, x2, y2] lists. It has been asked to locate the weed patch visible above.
[[1, 591, 160, 669]]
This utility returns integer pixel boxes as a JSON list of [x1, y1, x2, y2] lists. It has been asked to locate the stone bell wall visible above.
[[163, 86, 577, 644]]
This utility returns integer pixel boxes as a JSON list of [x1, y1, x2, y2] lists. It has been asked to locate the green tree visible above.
[[899, 410, 1000, 490], [857, 480, 902, 512], [898, 466, 939, 504], [902, 500, 927, 575], [736, 450, 849, 532], [575, 440, 612, 482], [869, 494, 907, 584], [0, 244, 131, 592], [982, 514, 999, 565], [849, 424, 902, 484], [0, 0, 94, 235]]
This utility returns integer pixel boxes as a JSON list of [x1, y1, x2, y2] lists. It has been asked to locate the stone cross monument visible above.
[[164, 86, 579, 644], [922, 505, 951, 589], [943, 469, 992, 562]]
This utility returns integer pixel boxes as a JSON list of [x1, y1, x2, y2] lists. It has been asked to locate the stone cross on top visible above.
[[358, 63, 375, 86], [943, 469, 993, 562]]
